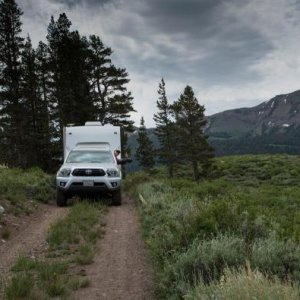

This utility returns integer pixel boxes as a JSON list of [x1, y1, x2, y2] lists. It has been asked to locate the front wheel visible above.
[[56, 188, 67, 207], [112, 189, 122, 206]]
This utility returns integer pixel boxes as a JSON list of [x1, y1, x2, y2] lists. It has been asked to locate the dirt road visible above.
[[0, 196, 154, 299], [74, 195, 154, 300], [0, 204, 69, 275]]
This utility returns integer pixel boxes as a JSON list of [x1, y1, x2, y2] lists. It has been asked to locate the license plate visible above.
[[83, 180, 94, 187]]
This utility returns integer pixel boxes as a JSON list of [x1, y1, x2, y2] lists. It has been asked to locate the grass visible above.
[[47, 201, 104, 249], [4, 201, 105, 299], [125, 154, 300, 299], [0, 167, 55, 242], [75, 244, 95, 265], [0, 167, 54, 205], [69, 277, 90, 290], [11, 255, 40, 272], [7, 258, 69, 299], [185, 265, 300, 300], [4, 273, 34, 300]]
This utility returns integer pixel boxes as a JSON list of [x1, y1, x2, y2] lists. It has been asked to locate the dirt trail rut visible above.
[[0, 204, 69, 275], [74, 196, 154, 300]]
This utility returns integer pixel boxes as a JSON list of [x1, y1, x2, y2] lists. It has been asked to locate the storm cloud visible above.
[[17, 0, 300, 126], [49, 0, 114, 8]]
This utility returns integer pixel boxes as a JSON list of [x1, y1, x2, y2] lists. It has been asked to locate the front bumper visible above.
[[56, 176, 121, 194]]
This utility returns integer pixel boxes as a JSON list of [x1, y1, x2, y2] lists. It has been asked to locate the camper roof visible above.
[[73, 142, 110, 151]]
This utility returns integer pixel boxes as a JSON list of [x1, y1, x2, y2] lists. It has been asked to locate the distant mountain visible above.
[[127, 89, 300, 171], [206, 89, 300, 155]]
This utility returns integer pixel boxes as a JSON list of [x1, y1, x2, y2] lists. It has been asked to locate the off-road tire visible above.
[[56, 188, 67, 207], [112, 189, 122, 206]]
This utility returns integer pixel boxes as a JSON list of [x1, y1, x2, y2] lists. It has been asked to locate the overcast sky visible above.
[[18, 0, 300, 127]]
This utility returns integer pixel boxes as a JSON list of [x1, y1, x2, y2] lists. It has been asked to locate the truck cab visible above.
[[56, 123, 123, 206]]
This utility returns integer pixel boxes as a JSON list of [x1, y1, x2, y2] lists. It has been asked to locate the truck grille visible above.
[[72, 169, 106, 176], [71, 182, 106, 187]]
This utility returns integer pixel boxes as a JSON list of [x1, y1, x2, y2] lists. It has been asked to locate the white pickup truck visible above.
[[56, 122, 126, 206]]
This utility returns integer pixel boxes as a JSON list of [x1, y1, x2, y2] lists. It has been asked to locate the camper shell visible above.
[[56, 122, 123, 206]]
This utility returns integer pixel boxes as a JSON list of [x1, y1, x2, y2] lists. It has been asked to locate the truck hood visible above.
[[60, 162, 118, 170]]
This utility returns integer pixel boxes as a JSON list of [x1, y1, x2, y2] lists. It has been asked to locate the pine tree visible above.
[[172, 85, 214, 180], [135, 117, 155, 170], [88, 35, 135, 131], [0, 0, 25, 166], [45, 13, 96, 164], [21, 37, 52, 169], [46, 13, 71, 136], [35, 41, 56, 169], [21, 36, 40, 167], [153, 78, 177, 177], [87, 35, 135, 166], [46, 13, 94, 132]]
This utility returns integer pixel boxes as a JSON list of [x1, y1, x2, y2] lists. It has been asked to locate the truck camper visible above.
[[56, 122, 125, 206]]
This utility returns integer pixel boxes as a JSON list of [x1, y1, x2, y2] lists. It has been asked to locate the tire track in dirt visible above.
[[0, 204, 69, 275], [73, 196, 154, 300]]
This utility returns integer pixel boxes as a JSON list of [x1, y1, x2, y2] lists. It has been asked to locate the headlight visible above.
[[58, 168, 71, 177], [106, 168, 120, 177]]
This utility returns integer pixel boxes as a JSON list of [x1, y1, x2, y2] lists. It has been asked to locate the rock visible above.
[[0, 205, 4, 214]]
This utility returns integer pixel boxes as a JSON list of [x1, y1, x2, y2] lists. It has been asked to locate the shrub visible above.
[[123, 172, 151, 194], [159, 235, 247, 298], [250, 234, 300, 282], [185, 266, 300, 300], [0, 167, 54, 209], [132, 155, 300, 299]]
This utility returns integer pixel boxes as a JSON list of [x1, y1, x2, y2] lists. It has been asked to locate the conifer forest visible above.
[[0, 0, 135, 170]]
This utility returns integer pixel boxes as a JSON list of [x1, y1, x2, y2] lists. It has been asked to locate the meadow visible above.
[[125, 154, 300, 299]]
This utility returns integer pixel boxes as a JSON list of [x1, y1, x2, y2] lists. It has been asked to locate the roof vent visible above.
[[85, 121, 102, 126]]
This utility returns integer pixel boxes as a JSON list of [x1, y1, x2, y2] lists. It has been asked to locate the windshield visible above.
[[66, 150, 114, 164]]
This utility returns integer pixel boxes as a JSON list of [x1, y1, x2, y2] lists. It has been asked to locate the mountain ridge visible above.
[[206, 89, 300, 139], [205, 89, 300, 155], [127, 89, 300, 166]]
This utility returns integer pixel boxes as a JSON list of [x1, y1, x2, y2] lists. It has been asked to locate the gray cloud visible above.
[[107, 0, 273, 86], [138, 0, 224, 36], [16, 0, 300, 126], [49, 0, 113, 9]]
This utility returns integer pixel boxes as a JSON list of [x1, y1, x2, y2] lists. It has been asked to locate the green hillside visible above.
[[125, 154, 300, 299]]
